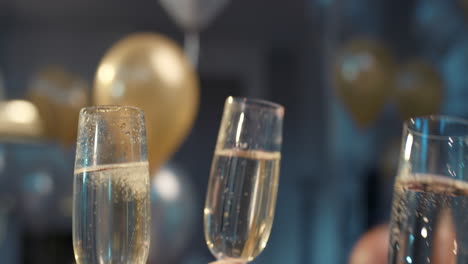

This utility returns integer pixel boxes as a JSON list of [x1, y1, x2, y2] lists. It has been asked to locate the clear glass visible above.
[[388, 115, 468, 263], [204, 96, 284, 263], [73, 106, 150, 264]]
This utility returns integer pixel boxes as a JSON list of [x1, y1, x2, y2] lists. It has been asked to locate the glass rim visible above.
[[80, 105, 144, 115], [227, 96, 284, 111], [405, 115, 468, 140]]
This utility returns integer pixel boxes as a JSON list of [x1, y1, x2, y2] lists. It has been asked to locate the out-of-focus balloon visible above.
[[149, 163, 198, 264], [159, 0, 230, 32], [394, 60, 443, 119], [21, 169, 54, 222], [442, 37, 468, 116], [27, 66, 90, 146], [94, 33, 200, 173], [159, 0, 230, 65], [413, 0, 464, 57], [334, 38, 395, 128], [12, 144, 72, 232], [0, 100, 43, 140]]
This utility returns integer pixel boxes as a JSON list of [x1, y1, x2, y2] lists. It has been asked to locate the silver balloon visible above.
[[149, 163, 198, 264], [159, 0, 230, 65], [159, 0, 230, 31]]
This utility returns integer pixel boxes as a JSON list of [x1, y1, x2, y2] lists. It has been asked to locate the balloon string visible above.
[[184, 31, 200, 68]]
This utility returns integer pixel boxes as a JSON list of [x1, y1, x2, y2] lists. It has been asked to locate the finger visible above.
[[349, 224, 389, 264], [433, 209, 456, 264]]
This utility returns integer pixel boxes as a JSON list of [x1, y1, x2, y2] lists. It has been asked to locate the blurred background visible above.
[[0, 0, 467, 263]]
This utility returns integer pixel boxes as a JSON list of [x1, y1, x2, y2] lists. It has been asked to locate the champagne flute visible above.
[[204, 96, 284, 263], [388, 116, 468, 263], [73, 106, 150, 264]]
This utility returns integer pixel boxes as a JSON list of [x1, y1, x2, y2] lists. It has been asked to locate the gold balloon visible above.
[[27, 66, 90, 146], [334, 38, 395, 128], [93, 33, 199, 172], [0, 100, 43, 140], [394, 59, 443, 119]]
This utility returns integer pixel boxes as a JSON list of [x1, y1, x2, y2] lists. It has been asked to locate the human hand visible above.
[[350, 216, 456, 264], [349, 224, 389, 264]]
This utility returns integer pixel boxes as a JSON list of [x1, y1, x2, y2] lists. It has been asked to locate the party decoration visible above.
[[334, 38, 395, 128], [0, 100, 43, 140], [159, 0, 229, 31], [413, 0, 464, 57], [27, 66, 90, 146], [394, 59, 443, 119], [442, 37, 468, 116], [94, 33, 200, 172], [148, 164, 197, 264], [12, 144, 72, 232], [342, 0, 381, 35], [159, 0, 230, 65]]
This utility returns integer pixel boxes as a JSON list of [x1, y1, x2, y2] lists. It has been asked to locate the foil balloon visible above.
[[442, 37, 468, 116], [159, 0, 230, 65], [413, 0, 464, 57], [27, 66, 90, 146], [334, 38, 395, 128], [0, 100, 43, 140], [159, 0, 230, 31], [149, 164, 198, 264], [394, 59, 443, 119], [11, 144, 72, 232], [94, 33, 200, 173]]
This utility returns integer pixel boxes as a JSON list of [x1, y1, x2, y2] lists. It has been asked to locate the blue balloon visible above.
[[442, 37, 468, 117], [8, 143, 73, 233], [149, 163, 199, 264], [413, 0, 464, 57]]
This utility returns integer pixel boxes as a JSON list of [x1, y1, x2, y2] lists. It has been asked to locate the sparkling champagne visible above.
[[73, 161, 150, 264], [204, 149, 281, 262], [389, 174, 468, 264]]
